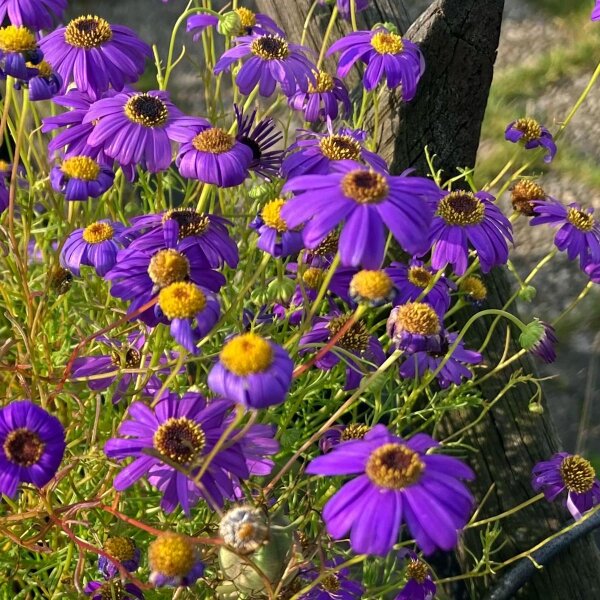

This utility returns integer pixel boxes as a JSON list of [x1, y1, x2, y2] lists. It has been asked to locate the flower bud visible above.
[[518, 285, 536, 302], [217, 11, 242, 36]]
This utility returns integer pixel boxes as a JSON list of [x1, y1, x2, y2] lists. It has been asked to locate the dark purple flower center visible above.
[[311, 231, 339, 257], [327, 315, 370, 353], [365, 443, 424, 489], [238, 135, 262, 159], [110, 347, 142, 369], [250, 35, 289, 60], [341, 423, 370, 441], [321, 573, 341, 592], [319, 134, 361, 161], [148, 249, 190, 288], [162, 209, 211, 239], [124, 94, 168, 128], [513, 117, 542, 141], [64, 16, 112, 49], [104, 536, 136, 562], [407, 266, 432, 289], [437, 191, 485, 226], [153, 417, 206, 465], [192, 127, 235, 154], [341, 169, 389, 204], [49, 267, 73, 295], [559, 455, 596, 494], [3, 428, 45, 467], [511, 180, 545, 216], [567, 207, 595, 232], [394, 302, 440, 335], [406, 559, 429, 584]]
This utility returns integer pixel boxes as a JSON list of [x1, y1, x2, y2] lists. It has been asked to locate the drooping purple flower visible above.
[[124, 209, 238, 269], [207, 332, 293, 409], [299, 557, 364, 599], [519, 319, 557, 364], [84, 580, 143, 600], [40, 15, 151, 98], [327, 27, 424, 98], [214, 33, 316, 97], [281, 160, 441, 268], [0, 0, 67, 31], [288, 69, 351, 122], [187, 7, 283, 40], [395, 550, 436, 600], [306, 424, 474, 555], [70, 332, 166, 403], [98, 536, 141, 578], [50, 155, 114, 201], [387, 302, 446, 354], [530, 200, 600, 268], [532, 452, 600, 519], [0, 25, 42, 80], [26, 59, 61, 101], [319, 0, 368, 20], [235, 105, 284, 179], [83, 90, 194, 173], [104, 392, 253, 514], [399, 332, 482, 389], [176, 118, 253, 187], [61, 219, 128, 276], [428, 189, 512, 275], [299, 312, 385, 390], [148, 533, 205, 587], [282, 125, 386, 179], [386, 259, 454, 315], [505, 118, 556, 163], [593, 1, 600, 21], [250, 197, 304, 258], [0, 400, 66, 498]]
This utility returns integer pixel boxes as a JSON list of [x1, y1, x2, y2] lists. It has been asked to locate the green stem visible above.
[[316, 5, 338, 69]]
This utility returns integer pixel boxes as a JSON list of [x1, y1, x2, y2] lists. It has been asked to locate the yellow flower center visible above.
[[235, 7, 256, 30], [220, 333, 273, 376], [460, 275, 487, 302], [110, 347, 142, 369], [60, 156, 101, 181], [162, 209, 210, 238], [0, 25, 36, 52], [308, 70, 335, 93], [192, 127, 235, 154], [148, 249, 190, 288], [82, 221, 114, 244], [406, 559, 428, 584], [250, 35, 289, 60], [124, 94, 168, 128], [3, 428, 45, 467], [370, 31, 403, 55], [437, 191, 485, 226], [302, 267, 324, 290], [559, 455, 596, 494], [319, 134, 361, 161], [341, 423, 370, 441], [149, 533, 196, 578], [567, 207, 595, 232], [321, 574, 341, 592], [341, 169, 389, 204], [64, 15, 113, 49], [153, 417, 206, 465], [513, 117, 542, 141], [31, 60, 53, 78], [0, 160, 9, 171], [407, 266, 433, 288], [365, 443, 424, 489], [104, 537, 136, 562], [350, 269, 393, 302], [511, 180, 545, 216], [261, 198, 288, 232], [158, 282, 207, 320], [394, 302, 440, 335], [327, 315, 371, 353]]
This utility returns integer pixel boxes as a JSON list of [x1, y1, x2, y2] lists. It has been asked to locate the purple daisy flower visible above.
[[299, 312, 385, 390], [104, 392, 253, 514], [320, 0, 368, 20], [386, 259, 454, 315], [281, 160, 441, 268], [299, 557, 364, 599], [288, 69, 351, 122], [26, 59, 61, 101], [214, 32, 316, 97], [187, 7, 283, 39], [395, 550, 436, 600], [282, 125, 386, 179], [50, 155, 114, 201], [0, 400, 66, 498], [176, 118, 253, 187], [0, 0, 66, 31], [85, 580, 143, 600], [593, 1, 600, 21], [61, 219, 128, 276], [306, 424, 475, 555], [250, 197, 304, 258], [320, 424, 370, 454], [124, 209, 238, 268], [532, 452, 600, 519], [530, 200, 600, 268], [505, 118, 556, 163], [98, 536, 141, 578], [399, 332, 482, 389], [328, 27, 424, 98], [0, 25, 42, 80], [83, 90, 193, 173], [428, 189, 512, 275], [40, 15, 151, 98], [148, 533, 205, 587], [235, 105, 284, 179], [70, 332, 166, 403], [387, 302, 445, 354], [207, 332, 293, 409]]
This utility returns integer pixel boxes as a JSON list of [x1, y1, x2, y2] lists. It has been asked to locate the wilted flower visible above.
[[26, 60, 61, 101], [459, 275, 487, 305], [84, 580, 143, 600], [505, 118, 556, 163], [98, 536, 141, 578], [50, 155, 114, 201], [510, 179, 546, 217], [219, 505, 270, 554], [395, 550, 436, 600], [387, 302, 445, 354], [0, 25, 42, 80], [518, 319, 557, 364], [148, 533, 204, 587]]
